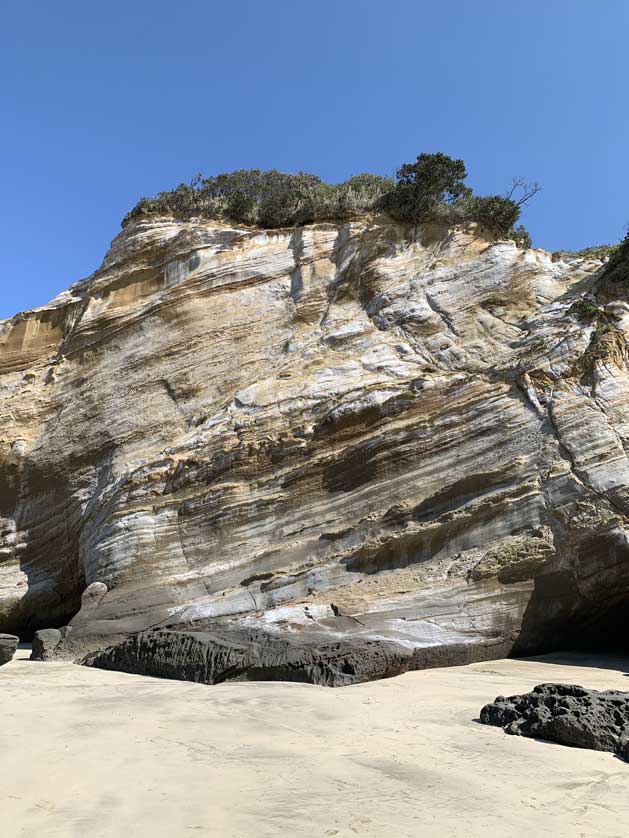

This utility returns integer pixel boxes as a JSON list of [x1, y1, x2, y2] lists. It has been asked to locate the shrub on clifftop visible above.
[[122, 153, 539, 244], [379, 152, 470, 222], [509, 224, 532, 249], [124, 170, 393, 229], [603, 232, 629, 283]]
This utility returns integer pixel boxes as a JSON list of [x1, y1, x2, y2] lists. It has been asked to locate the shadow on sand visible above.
[[516, 650, 629, 676]]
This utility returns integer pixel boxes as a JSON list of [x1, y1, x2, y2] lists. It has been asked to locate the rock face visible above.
[[2, 214, 629, 676], [31, 628, 63, 661], [82, 625, 510, 686], [82, 628, 412, 687], [0, 633, 19, 666], [480, 683, 629, 760]]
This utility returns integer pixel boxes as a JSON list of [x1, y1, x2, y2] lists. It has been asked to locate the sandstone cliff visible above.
[[2, 215, 628, 680]]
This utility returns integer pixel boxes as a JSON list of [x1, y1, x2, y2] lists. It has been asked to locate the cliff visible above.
[[2, 215, 628, 681]]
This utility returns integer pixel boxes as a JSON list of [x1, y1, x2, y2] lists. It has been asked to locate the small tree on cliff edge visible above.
[[383, 152, 471, 223], [380, 154, 539, 240]]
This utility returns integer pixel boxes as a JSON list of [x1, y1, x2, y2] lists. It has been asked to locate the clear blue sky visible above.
[[1, 1, 628, 319]]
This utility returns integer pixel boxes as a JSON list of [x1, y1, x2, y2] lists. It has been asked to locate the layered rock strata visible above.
[[480, 683, 629, 760], [2, 214, 629, 678]]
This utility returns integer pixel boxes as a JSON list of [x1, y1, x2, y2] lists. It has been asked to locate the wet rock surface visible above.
[[480, 683, 629, 760], [0, 634, 19, 666]]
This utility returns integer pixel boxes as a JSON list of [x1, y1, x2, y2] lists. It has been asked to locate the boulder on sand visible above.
[[0, 634, 19, 667], [31, 629, 64, 661], [480, 683, 629, 761]]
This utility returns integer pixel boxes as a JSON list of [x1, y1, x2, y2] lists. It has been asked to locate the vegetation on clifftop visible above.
[[566, 243, 620, 261], [122, 153, 537, 246], [602, 232, 629, 283]]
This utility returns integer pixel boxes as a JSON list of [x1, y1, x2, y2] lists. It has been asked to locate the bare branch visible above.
[[516, 182, 541, 207], [505, 178, 541, 207], [505, 177, 524, 202]]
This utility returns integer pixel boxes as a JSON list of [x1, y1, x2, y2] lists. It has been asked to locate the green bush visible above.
[[509, 224, 532, 249], [567, 299, 614, 322], [205, 170, 327, 226], [603, 232, 629, 283], [336, 173, 394, 217], [464, 195, 521, 237], [568, 243, 619, 260], [380, 152, 470, 223], [378, 157, 537, 236], [122, 153, 539, 239], [123, 170, 394, 229]]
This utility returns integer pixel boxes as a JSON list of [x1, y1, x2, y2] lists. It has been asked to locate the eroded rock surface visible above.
[[480, 683, 629, 760], [1, 214, 629, 674], [0, 634, 19, 666], [31, 628, 64, 661], [82, 625, 510, 686]]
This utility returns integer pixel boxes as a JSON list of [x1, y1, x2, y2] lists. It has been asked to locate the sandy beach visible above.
[[2, 648, 629, 838]]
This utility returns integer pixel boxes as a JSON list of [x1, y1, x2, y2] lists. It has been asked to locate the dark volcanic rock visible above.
[[80, 627, 511, 687], [0, 633, 19, 667], [480, 683, 629, 761], [81, 628, 414, 687]]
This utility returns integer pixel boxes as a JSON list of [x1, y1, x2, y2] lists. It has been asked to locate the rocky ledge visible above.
[[81, 625, 511, 687], [480, 683, 629, 760]]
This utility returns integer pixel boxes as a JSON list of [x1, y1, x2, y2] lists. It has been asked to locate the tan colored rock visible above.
[[1, 216, 628, 674]]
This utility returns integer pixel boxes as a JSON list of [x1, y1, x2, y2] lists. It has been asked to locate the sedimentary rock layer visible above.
[[480, 683, 629, 760], [2, 214, 629, 671]]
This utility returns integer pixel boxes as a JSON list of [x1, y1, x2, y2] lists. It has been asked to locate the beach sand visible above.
[[1, 647, 628, 837]]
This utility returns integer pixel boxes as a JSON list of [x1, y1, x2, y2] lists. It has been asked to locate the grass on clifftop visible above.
[[122, 153, 537, 246]]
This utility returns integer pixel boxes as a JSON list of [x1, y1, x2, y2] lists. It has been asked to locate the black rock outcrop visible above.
[[480, 683, 629, 760], [81, 627, 510, 687], [81, 628, 408, 686]]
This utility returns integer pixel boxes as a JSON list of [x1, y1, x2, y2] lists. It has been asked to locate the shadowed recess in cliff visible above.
[[513, 529, 629, 656]]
